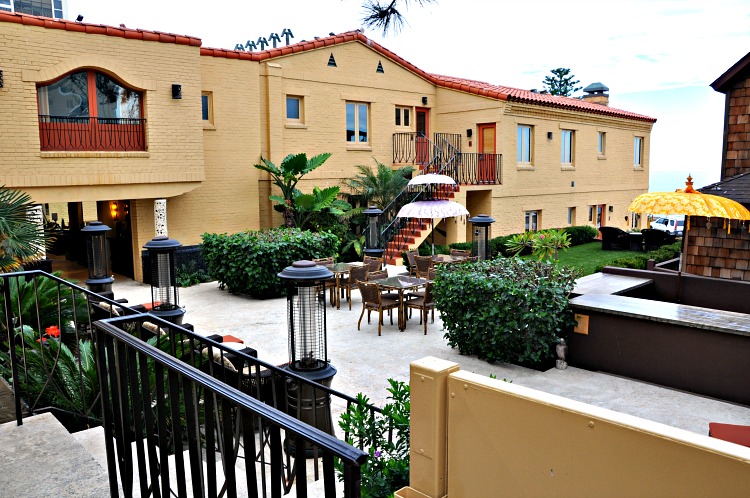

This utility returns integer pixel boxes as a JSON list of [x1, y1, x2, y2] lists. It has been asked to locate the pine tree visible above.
[[542, 68, 582, 97]]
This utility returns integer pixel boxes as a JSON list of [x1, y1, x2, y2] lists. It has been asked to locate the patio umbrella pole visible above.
[[431, 218, 435, 256]]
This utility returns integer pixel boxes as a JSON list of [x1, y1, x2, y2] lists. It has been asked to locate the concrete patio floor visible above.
[[109, 269, 750, 438]]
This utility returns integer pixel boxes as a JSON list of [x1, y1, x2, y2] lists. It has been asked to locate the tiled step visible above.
[[0, 413, 112, 497]]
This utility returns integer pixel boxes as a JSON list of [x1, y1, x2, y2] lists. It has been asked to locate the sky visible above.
[[64, 0, 750, 192]]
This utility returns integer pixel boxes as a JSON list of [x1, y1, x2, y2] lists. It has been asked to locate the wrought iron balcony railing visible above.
[[38, 115, 147, 151]]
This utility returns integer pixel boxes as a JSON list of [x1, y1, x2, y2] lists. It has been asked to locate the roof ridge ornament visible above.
[[235, 28, 295, 52]]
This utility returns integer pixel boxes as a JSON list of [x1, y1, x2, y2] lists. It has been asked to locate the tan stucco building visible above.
[[0, 11, 655, 280]]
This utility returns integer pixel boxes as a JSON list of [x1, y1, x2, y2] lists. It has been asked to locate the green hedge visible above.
[[433, 258, 579, 365], [201, 228, 339, 298], [594, 242, 682, 273]]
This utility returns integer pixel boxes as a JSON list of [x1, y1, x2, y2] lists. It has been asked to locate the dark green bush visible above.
[[448, 241, 472, 251], [594, 241, 682, 273], [563, 225, 599, 246], [201, 228, 339, 298], [434, 258, 579, 365]]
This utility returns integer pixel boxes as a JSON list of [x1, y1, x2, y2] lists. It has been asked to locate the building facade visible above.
[[0, 11, 655, 280]]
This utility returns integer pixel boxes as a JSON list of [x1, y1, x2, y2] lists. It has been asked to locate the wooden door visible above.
[[478, 124, 496, 183], [415, 108, 430, 169]]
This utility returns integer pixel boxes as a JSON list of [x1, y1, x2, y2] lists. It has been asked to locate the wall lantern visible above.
[[466, 128, 473, 138], [171, 84, 182, 100], [143, 235, 185, 324], [110, 201, 118, 221], [277, 260, 337, 454], [421, 96, 428, 105], [547, 131, 553, 140], [81, 221, 113, 299], [0, 70, 4, 88], [362, 206, 384, 260], [469, 214, 496, 261]]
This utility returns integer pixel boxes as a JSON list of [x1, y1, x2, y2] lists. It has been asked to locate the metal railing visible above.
[[1, 269, 381, 496], [38, 115, 147, 151], [454, 153, 503, 185], [95, 316, 367, 497]]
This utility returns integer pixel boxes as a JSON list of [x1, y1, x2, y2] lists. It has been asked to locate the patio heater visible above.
[[278, 260, 337, 455], [469, 214, 495, 261], [143, 235, 185, 324], [81, 221, 114, 299], [362, 206, 384, 260]]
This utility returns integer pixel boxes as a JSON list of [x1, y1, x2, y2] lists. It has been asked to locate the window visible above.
[[286, 95, 303, 122], [517, 125, 532, 163], [525, 211, 539, 232], [598, 132, 606, 156], [568, 207, 576, 225], [7, 0, 62, 18], [346, 101, 369, 143], [395, 106, 411, 127], [561, 129, 574, 164], [37, 69, 144, 151], [634, 136, 643, 166], [201, 92, 213, 124]]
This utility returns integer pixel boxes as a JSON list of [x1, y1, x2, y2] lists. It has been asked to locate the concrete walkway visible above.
[[111, 272, 750, 437]]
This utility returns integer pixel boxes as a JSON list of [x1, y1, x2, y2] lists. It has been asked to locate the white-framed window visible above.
[[517, 125, 532, 163], [634, 136, 643, 166], [568, 207, 576, 225], [561, 129, 574, 164], [525, 210, 539, 232], [598, 131, 606, 156], [395, 106, 411, 128], [5, 0, 62, 17], [201, 91, 213, 124], [346, 101, 369, 143], [286, 95, 303, 122]]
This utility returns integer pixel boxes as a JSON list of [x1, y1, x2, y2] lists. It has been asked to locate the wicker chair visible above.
[[415, 255, 434, 278], [344, 265, 368, 310], [367, 270, 388, 281], [450, 249, 470, 259], [405, 250, 419, 276], [405, 282, 435, 335], [357, 282, 398, 336], [313, 257, 336, 305], [364, 255, 383, 272]]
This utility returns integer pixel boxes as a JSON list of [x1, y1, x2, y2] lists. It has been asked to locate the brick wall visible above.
[[685, 216, 750, 280], [723, 77, 750, 179]]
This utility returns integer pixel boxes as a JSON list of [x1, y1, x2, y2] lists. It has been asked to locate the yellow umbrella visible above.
[[629, 176, 750, 226]]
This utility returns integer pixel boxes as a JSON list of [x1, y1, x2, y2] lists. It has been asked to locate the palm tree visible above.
[[254, 153, 332, 227], [361, 0, 437, 35], [343, 159, 414, 209], [0, 186, 47, 271]]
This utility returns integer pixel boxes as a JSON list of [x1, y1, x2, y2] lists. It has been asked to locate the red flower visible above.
[[45, 325, 61, 338], [37, 337, 48, 344]]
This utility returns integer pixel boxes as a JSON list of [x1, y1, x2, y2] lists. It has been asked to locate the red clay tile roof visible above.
[[202, 31, 655, 123], [0, 11, 201, 47]]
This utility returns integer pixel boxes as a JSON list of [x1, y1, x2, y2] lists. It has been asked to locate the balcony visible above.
[[38, 115, 147, 152]]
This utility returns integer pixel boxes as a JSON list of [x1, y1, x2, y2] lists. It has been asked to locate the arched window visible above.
[[37, 70, 146, 151]]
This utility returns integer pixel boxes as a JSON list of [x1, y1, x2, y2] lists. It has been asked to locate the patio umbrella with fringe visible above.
[[397, 200, 469, 255], [628, 175, 750, 300]]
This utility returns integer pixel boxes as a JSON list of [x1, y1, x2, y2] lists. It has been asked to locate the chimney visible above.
[[582, 82, 609, 106]]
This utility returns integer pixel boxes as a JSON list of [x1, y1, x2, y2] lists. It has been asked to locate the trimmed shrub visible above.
[[434, 258, 579, 365], [201, 228, 339, 298], [594, 241, 682, 273], [564, 225, 599, 246]]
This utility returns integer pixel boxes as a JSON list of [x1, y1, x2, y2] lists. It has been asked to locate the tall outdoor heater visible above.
[[81, 221, 114, 299], [362, 206, 384, 260], [143, 235, 185, 324], [278, 260, 337, 455], [469, 214, 495, 261]]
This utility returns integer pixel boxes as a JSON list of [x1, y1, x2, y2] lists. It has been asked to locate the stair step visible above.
[[0, 413, 112, 496]]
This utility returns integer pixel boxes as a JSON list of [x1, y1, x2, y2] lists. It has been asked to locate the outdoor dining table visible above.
[[432, 254, 468, 263], [373, 275, 429, 331], [325, 262, 355, 310]]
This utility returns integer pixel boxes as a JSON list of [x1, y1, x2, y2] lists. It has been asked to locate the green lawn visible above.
[[551, 241, 644, 276]]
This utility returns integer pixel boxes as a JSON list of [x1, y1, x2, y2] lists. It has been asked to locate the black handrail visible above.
[[95, 317, 367, 497]]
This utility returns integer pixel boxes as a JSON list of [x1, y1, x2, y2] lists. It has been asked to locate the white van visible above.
[[650, 215, 684, 236]]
